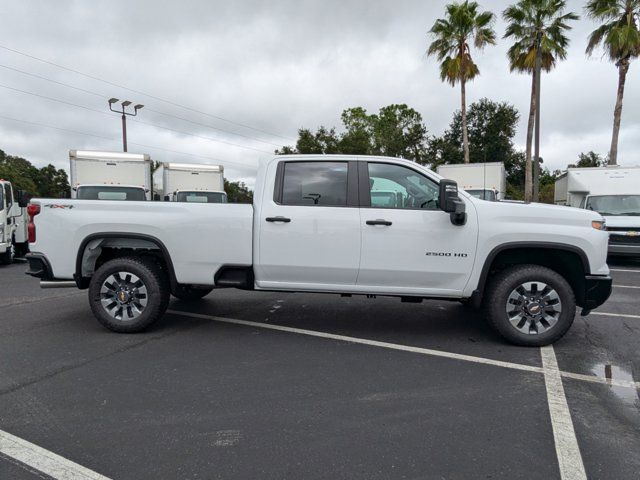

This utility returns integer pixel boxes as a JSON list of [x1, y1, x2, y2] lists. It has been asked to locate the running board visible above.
[[40, 281, 77, 289]]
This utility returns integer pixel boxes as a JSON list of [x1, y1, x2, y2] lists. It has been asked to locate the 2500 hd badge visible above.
[[425, 251, 468, 258]]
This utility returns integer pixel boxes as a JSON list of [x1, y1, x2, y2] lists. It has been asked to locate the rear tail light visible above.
[[27, 203, 40, 243]]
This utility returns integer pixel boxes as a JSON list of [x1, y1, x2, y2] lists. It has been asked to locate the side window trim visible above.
[[273, 160, 358, 208]]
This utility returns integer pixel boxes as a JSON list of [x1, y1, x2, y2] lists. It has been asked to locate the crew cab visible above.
[[25, 155, 612, 346]]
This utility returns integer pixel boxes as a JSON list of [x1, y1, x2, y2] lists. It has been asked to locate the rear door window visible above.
[[280, 162, 348, 207]]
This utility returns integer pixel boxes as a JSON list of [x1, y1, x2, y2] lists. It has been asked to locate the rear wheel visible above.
[[484, 264, 576, 346], [171, 285, 214, 301], [89, 256, 169, 333]]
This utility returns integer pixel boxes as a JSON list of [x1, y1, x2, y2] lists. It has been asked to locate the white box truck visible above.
[[70, 150, 152, 201], [554, 166, 640, 256], [0, 179, 29, 264], [162, 163, 227, 203], [437, 162, 506, 201]]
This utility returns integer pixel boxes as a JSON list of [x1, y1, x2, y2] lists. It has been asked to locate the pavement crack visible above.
[[0, 329, 180, 396], [0, 292, 84, 308]]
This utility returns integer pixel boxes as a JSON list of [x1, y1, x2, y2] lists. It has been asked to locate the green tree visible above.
[[503, 0, 579, 201], [428, 99, 521, 165], [586, 0, 640, 165], [427, 1, 496, 164], [37, 164, 70, 198], [0, 149, 39, 194], [278, 104, 429, 163], [224, 179, 253, 203], [569, 151, 607, 168]]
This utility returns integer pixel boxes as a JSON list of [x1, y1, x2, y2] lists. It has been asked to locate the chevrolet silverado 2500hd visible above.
[[25, 155, 612, 346]]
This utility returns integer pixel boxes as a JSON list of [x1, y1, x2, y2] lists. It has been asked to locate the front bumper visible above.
[[581, 275, 612, 314]]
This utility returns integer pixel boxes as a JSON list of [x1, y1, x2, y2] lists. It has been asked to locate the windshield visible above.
[[466, 189, 496, 201], [176, 191, 227, 203], [586, 195, 640, 216], [76, 186, 147, 201]]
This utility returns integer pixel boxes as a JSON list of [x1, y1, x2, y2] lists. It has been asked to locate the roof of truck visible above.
[[70, 150, 150, 162], [163, 163, 224, 172]]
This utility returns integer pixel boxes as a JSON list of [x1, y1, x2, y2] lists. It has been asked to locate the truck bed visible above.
[[30, 199, 253, 284]]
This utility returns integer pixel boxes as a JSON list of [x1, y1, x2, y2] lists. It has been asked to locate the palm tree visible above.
[[503, 0, 578, 202], [428, 1, 496, 164], [586, 0, 640, 165]]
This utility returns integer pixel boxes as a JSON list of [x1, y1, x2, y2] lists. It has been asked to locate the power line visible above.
[[0, 63, 284, 148], [0, 114, 259, 171], [0, 43, 295, 142], [0, 83, 273, 154]]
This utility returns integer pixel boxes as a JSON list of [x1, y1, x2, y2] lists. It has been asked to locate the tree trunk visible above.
[[609, 58, 629, 165], [524, 71, 536, 202], [461, 78, 470, 164]]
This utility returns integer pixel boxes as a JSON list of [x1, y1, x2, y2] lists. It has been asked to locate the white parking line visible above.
[[541, 346, 587, 480], [613, 285, 640, 289], [0, 429, 110, 479], [591, 311, 640, 320], [168, 310, 640, 390], [610, 268, 640, 273]]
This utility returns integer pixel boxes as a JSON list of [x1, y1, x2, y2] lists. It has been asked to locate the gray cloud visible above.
[[0, 0, 638, 188]]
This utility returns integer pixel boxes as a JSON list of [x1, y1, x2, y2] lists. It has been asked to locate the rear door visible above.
[[357, 161, 478, 295], [255, 160, 361, 290]]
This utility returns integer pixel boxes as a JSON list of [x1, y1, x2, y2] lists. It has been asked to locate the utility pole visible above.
[[533, 33, 542, 203], [108, 98, 144, 152]]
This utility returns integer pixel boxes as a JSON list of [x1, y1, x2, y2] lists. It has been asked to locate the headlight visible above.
[[591, 220, 606, 231]]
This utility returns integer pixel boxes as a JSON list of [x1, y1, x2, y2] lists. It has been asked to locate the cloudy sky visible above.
[[0, 0, 638, 188]]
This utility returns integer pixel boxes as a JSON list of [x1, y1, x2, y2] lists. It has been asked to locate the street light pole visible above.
[[108, 98, 144, 152], [533, 33, 542, 203], [121, 109, 128, 152]]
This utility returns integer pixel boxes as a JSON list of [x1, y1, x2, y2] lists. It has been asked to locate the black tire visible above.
[[0, 245, 14, 265], [171, 285, 214, 301], [89, 256, 170, 333], [13, 242, 29, 258], [484, 264, 576, 347]]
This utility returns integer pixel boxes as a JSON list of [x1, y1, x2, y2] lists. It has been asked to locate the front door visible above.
[[357, 161, 478, 296], [256, 160, 361, 290]]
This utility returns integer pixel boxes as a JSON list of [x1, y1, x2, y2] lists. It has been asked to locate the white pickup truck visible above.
[[25, 155, 612, 346]]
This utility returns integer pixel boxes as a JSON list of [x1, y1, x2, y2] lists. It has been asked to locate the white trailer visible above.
[[437, 162, 506, 201], [162, 163, 227, 203], [554, 166, 640, 256], [70, 150, 152, 201]]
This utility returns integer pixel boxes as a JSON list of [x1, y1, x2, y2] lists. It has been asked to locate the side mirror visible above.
[[17, 190, 31, 208], [439, 179, 467, 226]]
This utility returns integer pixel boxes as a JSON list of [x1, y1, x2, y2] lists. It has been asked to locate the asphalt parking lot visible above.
[[1, 259, 639, 480]]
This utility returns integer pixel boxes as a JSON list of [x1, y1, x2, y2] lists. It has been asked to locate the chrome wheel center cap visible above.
[[527, 302, 542, 316], [117, 289, 131, 303]]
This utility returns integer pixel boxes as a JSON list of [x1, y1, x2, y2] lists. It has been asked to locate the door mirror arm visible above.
[[439, 179, 467, 226]]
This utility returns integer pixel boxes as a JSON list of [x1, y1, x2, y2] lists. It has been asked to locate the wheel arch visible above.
[[476, 242, 590, 307], [75, 233, 178, 290]]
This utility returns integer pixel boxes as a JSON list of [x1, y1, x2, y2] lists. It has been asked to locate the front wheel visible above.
[[0, 244, 14, 265], [484, 265, 576, 347], [89, 256, 170, 333]]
